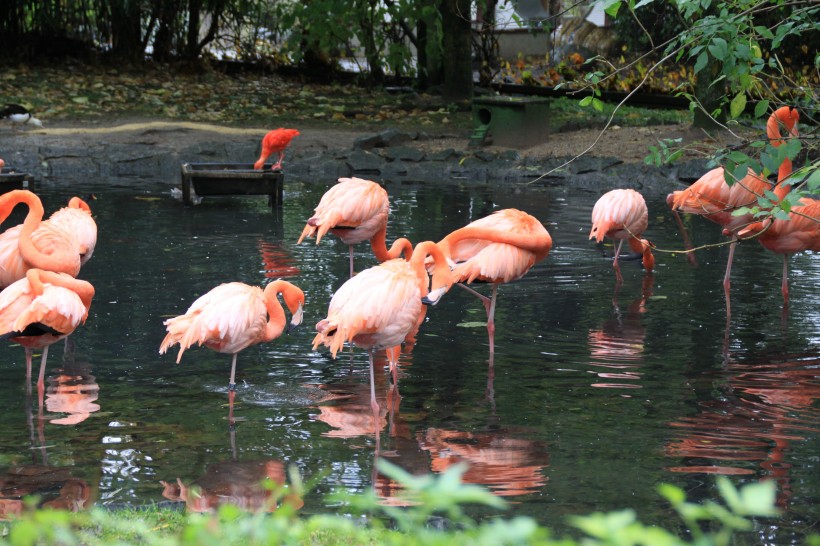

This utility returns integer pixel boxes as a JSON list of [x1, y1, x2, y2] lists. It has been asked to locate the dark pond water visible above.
[[0, 174, 817, 542]]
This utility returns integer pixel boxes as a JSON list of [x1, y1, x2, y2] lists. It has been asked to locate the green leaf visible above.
[[754, 99, 770, 118], [708, 37, 728, 61], [729, 92, 746, 118], [737, 480, 780, 516], [658, 483, 686, 505], [579, 96, 593, 107], [694, 51, 708, 74], [592, 98, 604, 112], [754, 25, 774, 40]]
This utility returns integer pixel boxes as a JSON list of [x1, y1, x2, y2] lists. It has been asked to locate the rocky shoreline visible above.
[[1, 123, 713, 198]]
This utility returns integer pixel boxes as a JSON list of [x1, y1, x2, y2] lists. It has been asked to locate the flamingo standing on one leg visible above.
[[738, 197, 820, 306], [0, 190, 89, 287], [667, 106, 799, 316], [0, 269, 95, 406], [253, 128, 300, 171], [434, 209, 553, 354], [159, 279, 305, 420], [298, 177, 412, 277], [312, 241, 455, 432], [589, 188, 655, 284]]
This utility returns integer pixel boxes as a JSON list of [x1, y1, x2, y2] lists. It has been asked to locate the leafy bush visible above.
[[0, 459, 805, 546]]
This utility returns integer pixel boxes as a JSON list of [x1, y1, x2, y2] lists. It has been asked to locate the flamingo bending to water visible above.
[[298, 177, 412, 277], [0, 269, 95, 403], [254, 128, 300, 171], [312, 241, 455, 422], [667, 106, 799, 314], [434, 209, 553, 354], [0, 191, 92, 287], [589, 188, 655, 283], [159, 279, 305, 393]]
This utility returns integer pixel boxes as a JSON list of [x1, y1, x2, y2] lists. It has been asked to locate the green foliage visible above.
[[581, 0, 819, 224], [0, 461, 804, 546]]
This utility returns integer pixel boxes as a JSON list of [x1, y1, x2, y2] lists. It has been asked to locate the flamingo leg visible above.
[[487, 284, 498, 354], [613, 239, 624, 283], [386, 346, 400, 386], [272, 152, 285, 170], [723, 235, 738, 318], [228, 353, 238, 391], [781, 254, 790, 306], [37, 346, 49, 408], [348, 245, 355, 278]]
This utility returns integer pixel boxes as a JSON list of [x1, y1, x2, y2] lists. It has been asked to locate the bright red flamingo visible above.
[[159, 279, 305, 416], [297, 177, 412, 277], [0, 190, 92, 288], [589, 188, 655, 283], [312, 241, 454, 431], [434, 209, 553, 354], [0, 269, 95, 405], [738, 196, 819, 306], [253, 128, 300, 171], [667, 106, 799, 314]]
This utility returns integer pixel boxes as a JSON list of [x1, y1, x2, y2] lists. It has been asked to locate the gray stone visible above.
[[383, 146, 425, 162]]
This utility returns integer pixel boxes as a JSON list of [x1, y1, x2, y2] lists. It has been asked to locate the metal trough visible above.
[[180, 163, 284, 208], [0, 168, 33, 194]]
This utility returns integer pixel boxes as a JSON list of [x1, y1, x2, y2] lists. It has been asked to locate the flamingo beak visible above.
[[287, 303, 304, 333], [421, 286, 448, 306]]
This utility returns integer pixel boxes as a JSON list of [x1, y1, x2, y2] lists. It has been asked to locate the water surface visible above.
[[0, 175, 817, 542]]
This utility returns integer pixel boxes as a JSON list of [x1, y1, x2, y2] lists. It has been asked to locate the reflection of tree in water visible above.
[[0, 382, 91, 519], [665, 355, 820, 509], [160, 427, 302, 513], [417, 428, 549, 497], [586, 275, 652, 390]]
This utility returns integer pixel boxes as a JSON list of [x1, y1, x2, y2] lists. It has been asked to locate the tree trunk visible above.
[[441, 0, 473, 101]]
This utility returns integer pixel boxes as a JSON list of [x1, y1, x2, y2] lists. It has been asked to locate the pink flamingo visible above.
[[434, 209, 553, 354], [160, 280, 305, 395], [589, 188, 655, 283], [297, 177, 412, 277], [0, 269, 95, 405], [312, 241, 455, 425], [667, 106, 799, 314]]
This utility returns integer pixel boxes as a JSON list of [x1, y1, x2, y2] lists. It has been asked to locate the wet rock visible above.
[[382, 146, 425, 162]]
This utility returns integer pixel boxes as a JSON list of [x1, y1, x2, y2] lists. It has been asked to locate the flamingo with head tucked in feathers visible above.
[[254, 128, 300, 171], [298, 177, 412, 277], [433, 209, 553, 354], [0, 269, 95, 405], [666, 106, 799, 315], [589, 188, 655, 283]]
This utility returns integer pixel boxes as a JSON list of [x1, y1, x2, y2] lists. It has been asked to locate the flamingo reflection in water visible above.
[[257, 239, 301, 279], [664, 355, 820, 509], [0, 378, 92, 520], [586, 274, 654, 391], [160, 427, 303, 513], [44, 338, 100, 426], [417, 428, 549, 497]]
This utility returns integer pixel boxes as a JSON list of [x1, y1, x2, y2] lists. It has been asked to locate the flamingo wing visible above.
[[298, 177, 389, 245], [160, 283, 268, 361], [313, 259, 422, 357]]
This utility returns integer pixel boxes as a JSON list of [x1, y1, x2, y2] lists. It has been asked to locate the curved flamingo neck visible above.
[[767, 106, 799, 201], [68, 197, 92, 213], [262, 281, 288, 341], [370, 228, 413, 262], [411, 241, 452, 295], [440, 225, 553, 261], [262, 280, 304, 341]]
